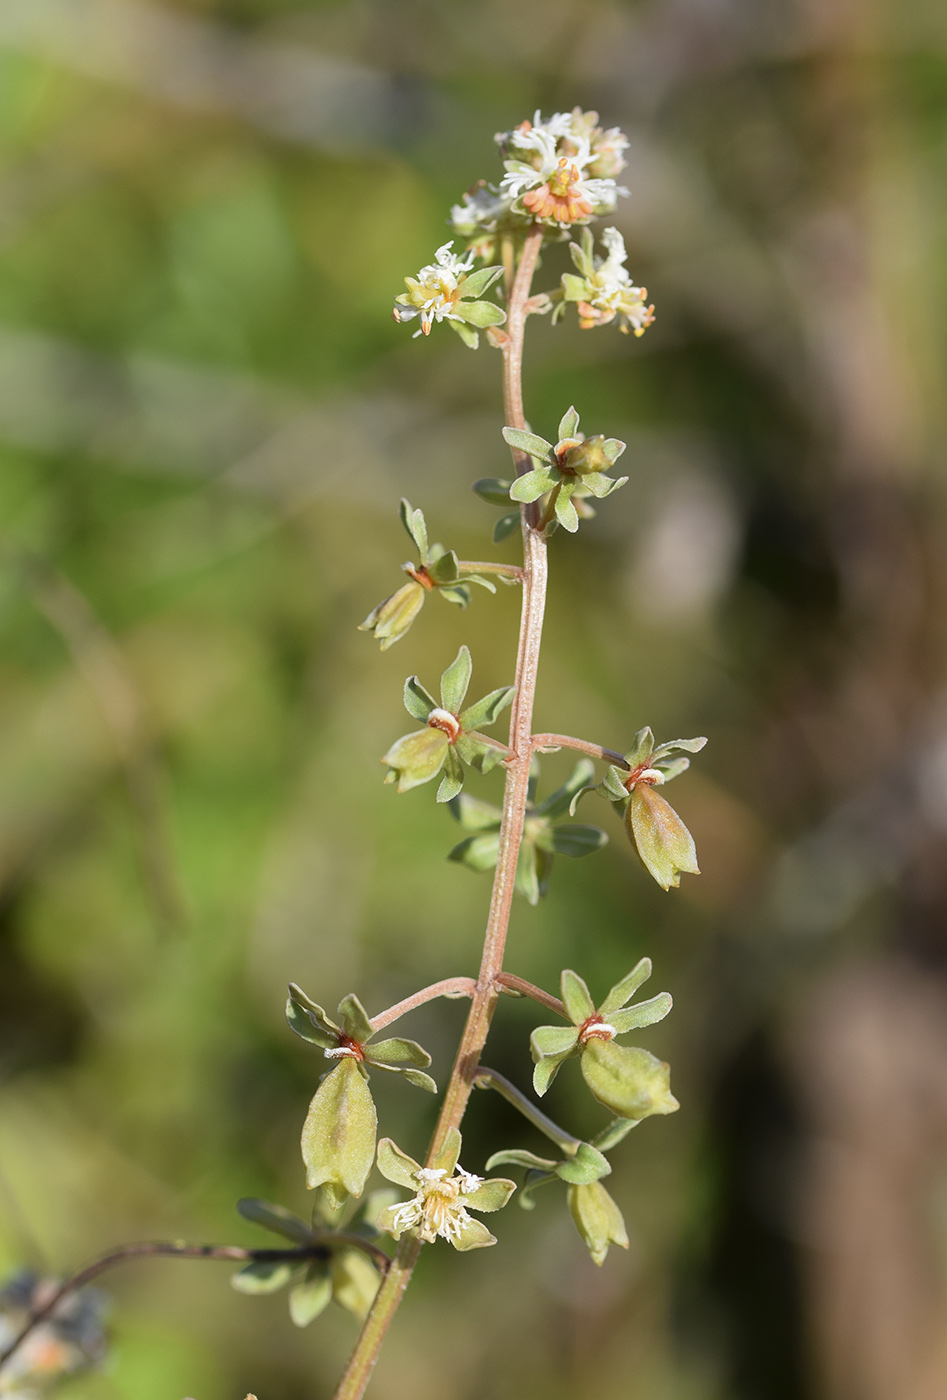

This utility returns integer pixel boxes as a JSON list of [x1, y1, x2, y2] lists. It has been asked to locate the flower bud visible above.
[[358, 580, 426, 650], [300, 1057, 377, 1209], [567, 1180, 629, 1265], [580, 1039, 679, 1120]]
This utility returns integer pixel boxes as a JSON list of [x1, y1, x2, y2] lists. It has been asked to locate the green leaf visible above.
[[533, 760, 595, 818], [602, 438, 626, 463], [580, 1041, 679, 1120], [426, 550, 461, 585], [557, 405, 581, 441], [231, 1260, 294, 1295], [628, 785, 700, 889], [598, 957, 653, 1015], [581, 471, 626, 499], [609, 992, 673, 1033], [530, 1022, 579, 1057], [560, 969, 595, 1024], [336, 993, 373, 1044], [376, 1137, 421, 1190], [555, 1142, 611, 1185], [399, 498, 428, 559], [236, 1198, 313, 1244], [463, 1178, 516, 1212], [289, 1269, 332, 1327], [510, 469, 556, 503], [550, 824, 608, 858], [501, 426, 553, 460], [485, 1148, 558, 1174], [461, 265, 504, 298], [403, 675, 437, 722], [533, 1055, 565, 1097], [448, 831, 501, 873], [455, 733, 506, 774], [653, 735, 708, 756], [494, 511, 520, 542], [439, 645, 473, 712], [653, 756, 690, 783], [567, 1181, 628, 1266], [460, 685, 515, 730], [625, 727, 655, 766], [365, 1037, 431, 1069], [458, 299, 506, 328], [436, 746, 465, 804], [472, 478, 514, 506], [432, 1126, 462, 1176], [438, 584, 472, 607], [301, 1057, 377, 1198], [448, 792, 501, 832]]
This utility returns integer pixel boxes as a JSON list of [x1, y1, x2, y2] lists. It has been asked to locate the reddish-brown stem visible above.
[[368, 978, 476, 1033], [494, 972, 566, 1018], [0, 1236, 390, 1375], [332, 223, 546, 1400], [530, 733, 629, 766]]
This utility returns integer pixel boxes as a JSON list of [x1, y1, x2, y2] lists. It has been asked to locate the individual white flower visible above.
[[449, 182, 509, 238], [375, 1129, 515, 1250], [500, 130, 623, 226], [392, 242, 506, 348], [559, 226, 655, 336]]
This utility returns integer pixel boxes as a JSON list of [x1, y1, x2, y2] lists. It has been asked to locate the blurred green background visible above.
[[1, 1, 947, 1398]]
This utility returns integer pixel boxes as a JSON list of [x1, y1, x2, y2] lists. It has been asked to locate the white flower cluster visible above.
[[450, 108, 628, 241], [392, 242, 476, 337], [559, 226, 655, 337], [388, 1165, 484, 1245]]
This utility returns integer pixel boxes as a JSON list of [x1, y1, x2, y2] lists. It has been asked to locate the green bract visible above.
[[287, 983, 437, 1209], [359, 500, 507, 650], [574, 727, 706, 889], [447, 759, 607, 903], [376, 1128, 516, 1251], [529, 962, 678, 1121], [231, 1193, 388, 1325], [381, 645, 514, 802], [502, 406, 627, 534], [567, 1180, 629, 1266]]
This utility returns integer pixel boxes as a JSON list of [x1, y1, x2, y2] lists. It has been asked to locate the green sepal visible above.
[[449, 318, 479, 348], [533, 1054, 566, 1097], [436, 747, 465, 803], [337, 993, 373, 1044], [486, 1148, 558, 1174], [288, 1267, 332, 1327], [531, 1023, 579, 1059], [451, 1218, 497, 1251], [438, 584, 472, 608], [653, 735, 707, 757], [286, 985, 339, 1048], [610, 992, 673, 1033], [560, 272, 590, 301], [231, 1260, 294, 1295], [560, 969, 595, 1024], [403, 676, 437, 722], [463, 1178, 516, 1213], [472, 478, 513, 506], [510, 468, 556, 503], [626, 727, 655, 766], [439, 645, 472, 712], [432, 1126, 462, 1175], [554, 491, 579, 533], [382, 727, 449, 792], [455, 733, 507, 774], [399, 1068, 438, 1093], [598, 957, 653, 1015], [460, 265, 504, 298], [591, 1117, 641, 1153], [425, 550, 461, 585], [364, 1037, 431, 1069], [376, 1137, 421, 1191], [457, 299, 507, 328], [567, 1180, 629, 1266], [555, 1142, 611, 1186], [580, 1040, 679, 1120], [236, 1197, 313, 1244], [460, 685, 515, 730], [448, 831, 501, 872], [301, 1057, 377, 1199], [558, 405, 581, 440], [399, 498, 428, 560], [581, 471, 627, 499], [502, 426, 553, 460], [494, 511, 520, 542]]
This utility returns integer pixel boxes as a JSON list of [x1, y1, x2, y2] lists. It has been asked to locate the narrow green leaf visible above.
[[337, 994, 373, 1044], [461, 265, 504, 298], [533, 759, 595, 818], [447, 831, 501, 873], [331, 1250, 381, 1319], [399, 1068, 438, 1093], [436, 746, 465, 804], [560, 969, 595, 1024], [609, 992, 673, 1033], [403, 675, 437, 722], [502, 426, 553, 460], [555, 491, 580, 533], [460, 685, 515, 730], [510, 469, 556, 503], [365, 1038, 431, 1069], [472, 478, 514, 506], [550, 824, 608, 858], [485, 1148, 558, 1173], [448, 792, 502, 832], [439, 645, 473, 713], [557, 406, 581, 441], [494, 511, 520, 542], [399, 498, 428, 560], [598, 957, 653, 1015], [231, 1261, 294, 1295], [236, 1198, 313, 1244]]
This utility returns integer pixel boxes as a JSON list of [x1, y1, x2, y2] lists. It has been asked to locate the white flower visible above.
[[449, 182, 509, 237], [561, 226, 655, 336], [500, 132, 623, 227], [375, 1129, 515, 1251], [392, 241, 476, 337]]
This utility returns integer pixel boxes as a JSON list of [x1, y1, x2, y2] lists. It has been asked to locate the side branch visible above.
[[530, 733, 629, 767], [474, 1067, 582, 1154], [494, 973, 566, 1018], [369, 978, 477, 1033], [457, 561, 524, 582], [0, 1236, 390, 1374]]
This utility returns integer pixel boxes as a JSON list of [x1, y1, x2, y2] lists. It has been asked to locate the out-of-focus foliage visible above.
[[1, 3, 947, 1400]]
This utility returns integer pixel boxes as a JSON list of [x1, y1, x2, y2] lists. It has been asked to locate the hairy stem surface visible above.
[[333, 224, 546, 1400]]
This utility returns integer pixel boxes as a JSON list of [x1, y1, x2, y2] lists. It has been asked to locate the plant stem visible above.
[[530, 733, 629, 766], [369, 978, 476, 1033], [494, 972, 566, 1018], [456, 560, 524, 581], [332, 223, 546, 1400], [0, 1236, 389, 1375]]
